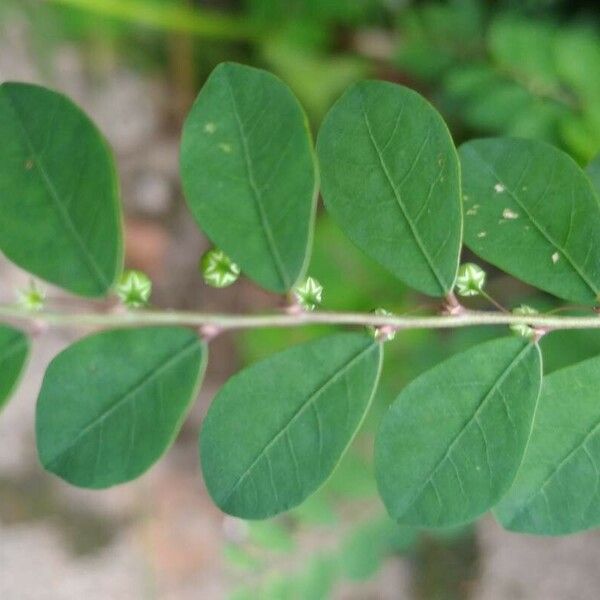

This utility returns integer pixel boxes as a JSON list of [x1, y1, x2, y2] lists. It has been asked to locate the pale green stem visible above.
[[45, 0, 263, 40], [1, 304, 600, 331]]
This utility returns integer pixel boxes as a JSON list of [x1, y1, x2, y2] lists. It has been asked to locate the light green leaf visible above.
[[495, 354, 600, 535], [0, 325, 29, 411], [180, 62, 318, 293], [460, 137, 600, 305], [0, 83, 123, 297], [317, 80, 462, 297], [375, 337, 542, 528], [200, 332, 382, 519], [587, 153, 600, 196], [36, 327, 206, 488]]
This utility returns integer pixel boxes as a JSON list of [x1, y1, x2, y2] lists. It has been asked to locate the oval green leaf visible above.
[[36, 327, 206, 488], [200, 332, 383, 519], [181, 62, 318, 293], [316, 80, 462, 297], [0, 324, 29, 411], [495, 354, 600, 535], [375, 337, 542, 528], [460, 137, 600, 305], [0, 83, 123, 297]]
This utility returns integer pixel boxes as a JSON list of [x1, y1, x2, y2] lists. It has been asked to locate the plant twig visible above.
[[1, 304, 600, 332]]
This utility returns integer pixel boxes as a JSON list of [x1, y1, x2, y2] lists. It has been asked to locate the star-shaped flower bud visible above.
[[455, 263, 486, 297], [116, 270, 152, 308], [510, 304, 538, 339], [200, 249, 240, 288], [17, 281, 45, 312], [293, 277, 323, 311]]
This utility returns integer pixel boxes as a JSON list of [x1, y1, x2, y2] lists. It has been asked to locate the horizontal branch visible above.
[[1, 304, 599, 333]]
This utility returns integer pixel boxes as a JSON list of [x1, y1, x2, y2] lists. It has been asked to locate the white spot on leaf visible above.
[[204, 122, 217, 134], [502, 208, 519, 220], [552, 252, 560, 264], [218, 143, 232, 153], [494, 183, 506, 193], [477, 231, 487, 238]]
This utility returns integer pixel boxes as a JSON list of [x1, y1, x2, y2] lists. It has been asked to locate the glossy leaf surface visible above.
[[37, 327, 206, 488], [0, 83, 123, 297], [181, 62, 318, 293], [461, 137, 600, 305], [0, 325, 29, 411], [317, 80, 462, 297], [201, 332, 382, 519], [375, 337, 542, 528], [496, 355, 600, 535]]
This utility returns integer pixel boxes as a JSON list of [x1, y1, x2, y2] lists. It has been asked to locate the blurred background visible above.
[[1, 0, 600, 598]]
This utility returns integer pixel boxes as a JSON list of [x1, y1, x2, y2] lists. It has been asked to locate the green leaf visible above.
[[495, 354, 600, 535], [375, 337, 542, 528], [200, 332, 382, 519], [36, 327, 206, 488], [0, 325, 29, 411], [180, 62, 318, 293], [587, 153, 600, 196], [317, 80, 462, 297], [460, 137, 600, 305], [0, 83, 123, 297]]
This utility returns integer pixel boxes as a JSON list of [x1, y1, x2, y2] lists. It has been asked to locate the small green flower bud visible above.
[[17, 281, 45, 312], [368, 308, 397, 341], [200, 249, 240, 288], [455, 263, 486, 297], [117, 270, 152, 308], [510, 304, 538, 339], [293, 277, 323, 311]]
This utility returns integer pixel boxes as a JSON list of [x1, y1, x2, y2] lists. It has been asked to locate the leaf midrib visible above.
[[45, 337, 200, 467], [2, 87, 111, 291], [219, 341, 377, 507], [360, 99, 448, 295], [223, 72, 291, 290]]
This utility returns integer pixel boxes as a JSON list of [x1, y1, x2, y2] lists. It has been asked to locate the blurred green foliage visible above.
[[395, 0, 600, 161]]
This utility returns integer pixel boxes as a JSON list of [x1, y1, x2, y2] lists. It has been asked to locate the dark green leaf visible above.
[[587, 153, 600, 196], [200, 332, 382, 519], [180, 62, 318, 293], [317, 80, 462, 297], [375, 337, 542, 528], [36, 327, 206, 488], [495, 354, 600, 535], [0, 325, 29, 411], [460, 137, 600, 305], [0, 83, 123, 297]]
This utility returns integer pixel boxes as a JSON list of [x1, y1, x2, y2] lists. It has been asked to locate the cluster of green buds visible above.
[[368, 308, 397, 341], [116, 270, 152, 308], [293, 277, 323, 311], [200, 248, 240, 288], [455, 263, 486, 297], [510, 305, 539, 340], [17, 280, 45, 311]]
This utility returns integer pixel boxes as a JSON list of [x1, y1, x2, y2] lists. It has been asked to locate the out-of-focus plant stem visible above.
[[45, 0, 265, 41]]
